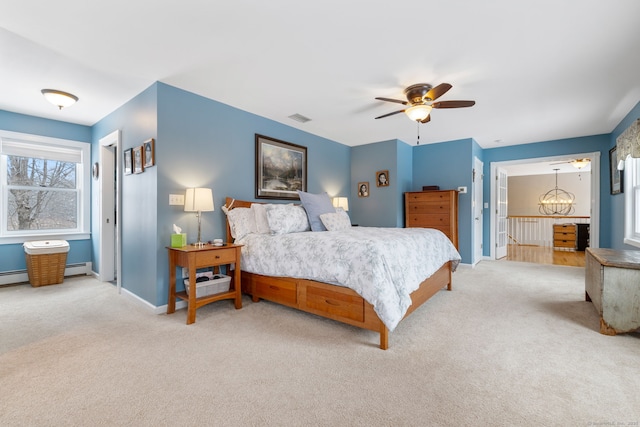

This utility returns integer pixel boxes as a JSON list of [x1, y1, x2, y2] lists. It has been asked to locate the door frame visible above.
[[98, 130, 122, 293], [473, 156, 484, 265], [489, 151, 600, 260]]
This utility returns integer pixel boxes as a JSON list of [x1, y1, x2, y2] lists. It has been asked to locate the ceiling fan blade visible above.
[[432, 100, 476, 109], [374, 109, 405, 119], [420, 115, 431, 124], [425, 83, 452, 101], [375, 97, 409, 105]]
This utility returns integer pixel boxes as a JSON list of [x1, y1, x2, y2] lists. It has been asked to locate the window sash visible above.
[[624, 157, 640, 247], [0, 130, 90, 242]]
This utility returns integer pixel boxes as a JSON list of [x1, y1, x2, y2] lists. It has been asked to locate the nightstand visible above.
[[167, 243, 242, 324]]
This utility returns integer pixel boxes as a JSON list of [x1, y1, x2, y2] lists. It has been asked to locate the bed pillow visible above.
[[251, 203, 271, 234], [297, 191, 334, 232], [265, 204, 311, 235], [320, 209, 352, 231], [226, 207, 257, 240]]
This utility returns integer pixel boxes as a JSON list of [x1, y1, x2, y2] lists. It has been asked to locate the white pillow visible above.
[[251, 203, 271, 234], [265, 204, 310, 234], [320, 209, 352, 231], [226, 207, 257, 240]]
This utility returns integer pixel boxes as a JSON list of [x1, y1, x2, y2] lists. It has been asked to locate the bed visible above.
[[224, 196, 461, 349]]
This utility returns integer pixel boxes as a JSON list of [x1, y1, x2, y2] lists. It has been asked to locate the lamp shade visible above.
[[184, 188, 214, 212], [332, 197, 349, 211], [405, 104, 432, 121], [41, 89, 78, 109]]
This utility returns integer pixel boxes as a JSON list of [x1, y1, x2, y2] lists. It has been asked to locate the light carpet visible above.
[[1, 261, 639, 426]]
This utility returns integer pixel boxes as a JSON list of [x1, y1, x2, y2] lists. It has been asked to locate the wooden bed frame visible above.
[[225, 197, 453, 349]]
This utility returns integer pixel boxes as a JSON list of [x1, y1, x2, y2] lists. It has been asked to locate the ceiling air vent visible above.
[[288, 113, 311, 123]]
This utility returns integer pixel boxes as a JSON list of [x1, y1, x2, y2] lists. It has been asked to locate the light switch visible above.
[[169, 194, 184, 205]]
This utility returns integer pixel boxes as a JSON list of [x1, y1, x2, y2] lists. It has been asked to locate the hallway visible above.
[[506, 244, 585, 267]]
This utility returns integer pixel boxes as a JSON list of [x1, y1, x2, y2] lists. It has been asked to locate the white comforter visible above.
[[236, 227, 461, 331]]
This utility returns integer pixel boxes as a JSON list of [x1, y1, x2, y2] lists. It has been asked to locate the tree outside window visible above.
[[6, 156, 78, 231]]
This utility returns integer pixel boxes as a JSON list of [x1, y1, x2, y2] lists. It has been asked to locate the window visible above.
[[0, 130, 90, 243], [624, 156, 640, 248]]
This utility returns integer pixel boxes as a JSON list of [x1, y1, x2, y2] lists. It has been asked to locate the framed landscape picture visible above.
[[255, 134, 307, 199]]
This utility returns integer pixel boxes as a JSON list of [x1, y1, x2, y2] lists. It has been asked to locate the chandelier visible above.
[[538, 169, 575, 215]]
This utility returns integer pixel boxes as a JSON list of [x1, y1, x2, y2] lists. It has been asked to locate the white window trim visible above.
[[623, 156, 640, 248], [0, 129, 90, 244]]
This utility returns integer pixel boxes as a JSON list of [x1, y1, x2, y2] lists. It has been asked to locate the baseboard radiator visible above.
[[0, 262, 93, 286]]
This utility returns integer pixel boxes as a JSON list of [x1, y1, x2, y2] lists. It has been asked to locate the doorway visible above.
[[489, 151, 600, 264], [98, 130, 122, 293]]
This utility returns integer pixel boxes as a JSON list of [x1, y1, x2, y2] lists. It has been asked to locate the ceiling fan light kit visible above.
[[374, 82, 475, 125], [405, 104, 432, 121], [571, 159, 590, 169]]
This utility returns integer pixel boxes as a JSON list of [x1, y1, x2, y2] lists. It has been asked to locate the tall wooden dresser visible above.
[[405, 190, 459, 250]]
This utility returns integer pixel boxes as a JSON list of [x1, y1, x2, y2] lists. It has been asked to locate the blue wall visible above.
[[154, 83, 351, 304], [413, 138, 475, 262], [351, 139, 405, 227], [0, 110, 92, 272]]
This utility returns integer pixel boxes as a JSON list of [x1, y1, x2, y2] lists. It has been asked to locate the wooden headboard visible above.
[[224, 197, 257, 243]]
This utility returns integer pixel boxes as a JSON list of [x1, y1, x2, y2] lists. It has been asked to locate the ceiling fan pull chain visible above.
[[417, 121, 420, 145]]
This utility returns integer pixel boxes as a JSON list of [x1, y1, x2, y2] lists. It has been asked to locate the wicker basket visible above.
[[24, 240, 69, 287]]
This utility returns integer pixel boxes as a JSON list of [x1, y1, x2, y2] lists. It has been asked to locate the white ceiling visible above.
[[1, 1, 640, 149]]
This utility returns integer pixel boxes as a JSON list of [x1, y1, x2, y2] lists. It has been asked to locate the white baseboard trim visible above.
[[118, 286, 187, 314], [0, 262, 93, 286]]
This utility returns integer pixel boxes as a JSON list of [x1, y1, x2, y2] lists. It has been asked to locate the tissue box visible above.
[[171, 233, 187, 248]]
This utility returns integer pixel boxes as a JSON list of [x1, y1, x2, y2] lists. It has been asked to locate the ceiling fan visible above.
[[551, 158, 591, 169], [374, 83, 475, 123]]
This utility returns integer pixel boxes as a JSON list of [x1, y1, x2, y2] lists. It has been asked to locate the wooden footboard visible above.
[[241, 261, 452, 349]]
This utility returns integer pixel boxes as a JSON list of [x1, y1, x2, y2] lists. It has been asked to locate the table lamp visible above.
[[332, 197, 349, 211], [184, 188, 214, 245]]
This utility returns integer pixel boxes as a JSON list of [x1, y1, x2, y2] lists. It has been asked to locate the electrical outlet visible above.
[[457, 186, 467, 194], [169, 194, 184, 205]]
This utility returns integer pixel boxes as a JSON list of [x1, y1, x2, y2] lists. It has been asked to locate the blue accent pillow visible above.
[[297, 191, 334, 231]]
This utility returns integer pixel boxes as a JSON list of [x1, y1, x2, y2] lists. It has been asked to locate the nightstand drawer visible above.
[[196, 248, 237, 265]]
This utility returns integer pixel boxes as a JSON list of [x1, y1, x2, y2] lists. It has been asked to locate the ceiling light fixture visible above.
[[41, 89, 78, 110], [571, 159, 590, 169], [538, 169, 575, 216], [404, 104, 432, 122]]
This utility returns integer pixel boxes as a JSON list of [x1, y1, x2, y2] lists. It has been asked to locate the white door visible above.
[[495, 167, 508, 259], [473, 157, 484, 264], [99, 131, 121, 290]]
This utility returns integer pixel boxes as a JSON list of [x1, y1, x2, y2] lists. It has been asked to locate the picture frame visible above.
[[357, 182, 369, 198], [143, 138, 155, 168], [376, 170, 389, 187], [255, 134, 307, 199], [609, 146, 623, 195], [124, 149, 133, 175], [133, 145, 144, 174]]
